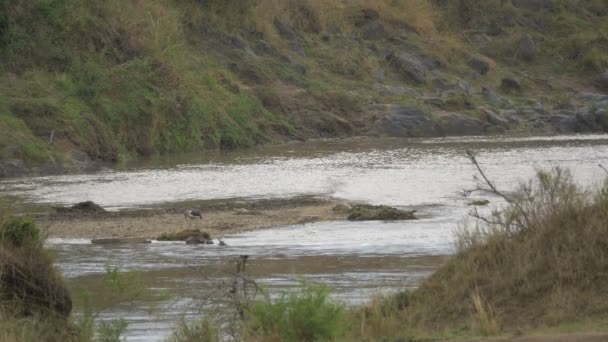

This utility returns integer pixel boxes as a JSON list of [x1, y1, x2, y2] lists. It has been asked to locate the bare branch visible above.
[[466, 150, 512, 203], [465, 150, 533, 231]]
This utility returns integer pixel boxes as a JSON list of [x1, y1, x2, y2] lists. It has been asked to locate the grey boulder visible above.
[[518, 33, 537, 61], [0, 159, 27, 178], [438, 113, 485, 136], [370, 105, 439, 137]]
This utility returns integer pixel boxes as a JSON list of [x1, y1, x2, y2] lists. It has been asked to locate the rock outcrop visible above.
[[370, 105, 439, 137], [438, 113, 485, 136], [0, 159, 27, 178], [55, 201, 106, 214], [518, 33, 537, 61]]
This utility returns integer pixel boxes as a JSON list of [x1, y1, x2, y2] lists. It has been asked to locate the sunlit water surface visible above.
[[3, 135, 608, 340]]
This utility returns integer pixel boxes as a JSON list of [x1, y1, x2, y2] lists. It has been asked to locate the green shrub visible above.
[[167, 318, 219, 342], [0, 216, 40, 247], [244, 283, 345, 342], [97, 319, 129, 342]]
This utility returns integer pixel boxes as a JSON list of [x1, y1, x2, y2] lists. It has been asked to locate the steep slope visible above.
[[0, 0, 607, 176]]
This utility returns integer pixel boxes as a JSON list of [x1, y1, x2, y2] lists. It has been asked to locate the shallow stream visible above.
[[2, 135, 608, 340]]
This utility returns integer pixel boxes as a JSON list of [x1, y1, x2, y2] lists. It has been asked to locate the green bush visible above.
[[244, 283, 345, 342], [167, 318, 219, 342], [0, 216, 41, 247], [97, 319, 129, 342]]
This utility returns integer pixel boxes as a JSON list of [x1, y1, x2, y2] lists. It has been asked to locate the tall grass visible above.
[[0, 0, 605, 166], [0, 215, 76, 341], [0, 0, 294, 164], [435, 0, 608, 72], [0, 212, 146, 341], [390, 168, 608, 335]]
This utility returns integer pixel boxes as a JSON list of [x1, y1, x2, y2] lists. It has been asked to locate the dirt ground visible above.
[[34, 196, 348, 239]]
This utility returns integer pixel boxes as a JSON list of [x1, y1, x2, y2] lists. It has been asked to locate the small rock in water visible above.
[[158, 229, 211, 241], [332, 203, 352, 213], [347, 204, 417, 221], [297, 215, 321, 224], [468, 199, 490, 206], [186, 236, 214, 245], [55, 201, 106, 213]]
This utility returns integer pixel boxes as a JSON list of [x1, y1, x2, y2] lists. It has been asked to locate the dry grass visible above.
[[408, 168, 608, 333], [0, 216, 76, 341], [199, 0, 437, 39], [358, 0, 437, 34], [471, 288, 499, 336], [349, 168, 608, 340]]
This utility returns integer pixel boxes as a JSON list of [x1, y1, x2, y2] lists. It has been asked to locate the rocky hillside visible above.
[[0, 0, 607, 176]]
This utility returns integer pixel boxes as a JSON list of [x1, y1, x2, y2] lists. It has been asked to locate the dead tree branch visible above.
[[465, 150, 533, 233], [465, 150, 512, 203]]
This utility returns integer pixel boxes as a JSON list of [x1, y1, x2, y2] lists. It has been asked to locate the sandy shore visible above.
[[34, 196, 349, 239]]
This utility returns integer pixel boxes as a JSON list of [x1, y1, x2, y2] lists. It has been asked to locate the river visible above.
[[2, 135, 608, 340]]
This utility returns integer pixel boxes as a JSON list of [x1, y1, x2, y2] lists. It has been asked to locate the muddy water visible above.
[[48, 220, 449, 341], [2, 135, 608, 210], [3, 135, 608, 340]]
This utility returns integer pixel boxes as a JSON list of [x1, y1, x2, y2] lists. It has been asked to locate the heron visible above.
[[184, 209, 203, 220]]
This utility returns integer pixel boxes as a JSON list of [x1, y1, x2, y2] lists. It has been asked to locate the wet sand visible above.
[[35, 196, 349, 239]]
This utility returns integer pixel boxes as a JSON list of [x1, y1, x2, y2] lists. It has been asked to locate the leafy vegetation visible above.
[[167, 318, 219, 342], [0, 0, 295, 165], [244, 283, 346, 342], [0, 216, 40, 247]]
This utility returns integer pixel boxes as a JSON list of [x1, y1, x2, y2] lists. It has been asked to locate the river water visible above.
[[2, 135, 608, 340]]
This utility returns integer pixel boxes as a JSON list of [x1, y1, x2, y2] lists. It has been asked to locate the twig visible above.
[[599, 164, 608, 175], [465, 150, 532, 232], [466, 150, 512, 203]]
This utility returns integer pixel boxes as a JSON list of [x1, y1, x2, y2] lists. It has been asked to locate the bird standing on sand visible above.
[[184, 209, 203, 220]]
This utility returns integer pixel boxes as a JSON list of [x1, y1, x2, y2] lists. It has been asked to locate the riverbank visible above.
[[35, 196, 352, 239], [1, 1, 607, 178]]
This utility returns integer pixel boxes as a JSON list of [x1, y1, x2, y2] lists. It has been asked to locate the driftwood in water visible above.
[[91, 238, 152, 245]]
